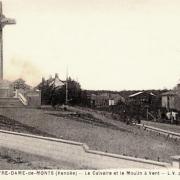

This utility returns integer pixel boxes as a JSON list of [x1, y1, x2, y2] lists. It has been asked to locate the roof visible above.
[[129, 91, 156, 98], [129, 92, 143, 97], [150, 92, 156, 96]]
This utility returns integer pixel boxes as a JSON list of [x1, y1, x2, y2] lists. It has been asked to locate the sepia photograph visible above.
[[0, 0, 180, 174]]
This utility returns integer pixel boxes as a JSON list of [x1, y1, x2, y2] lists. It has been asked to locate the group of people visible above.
[[166, 111, 178, 124]]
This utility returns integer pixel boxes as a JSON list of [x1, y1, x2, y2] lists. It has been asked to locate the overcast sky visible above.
[[2, 0, 180, 90]]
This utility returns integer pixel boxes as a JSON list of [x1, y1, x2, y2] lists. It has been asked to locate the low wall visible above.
[[138, 124, 180, 140], [0, 129, 172, 169]]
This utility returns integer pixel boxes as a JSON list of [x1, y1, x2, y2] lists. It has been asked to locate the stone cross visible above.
[[0, 1, 16, 80]]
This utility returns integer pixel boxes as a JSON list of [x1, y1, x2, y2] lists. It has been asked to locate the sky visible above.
[[2, 0, 180, 90]]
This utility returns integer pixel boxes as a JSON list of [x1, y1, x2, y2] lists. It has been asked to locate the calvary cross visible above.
[[0, 1, 16, 80]]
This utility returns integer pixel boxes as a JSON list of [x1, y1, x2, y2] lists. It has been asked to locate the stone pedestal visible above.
[[0, 80, 14, 97], [171, 156, 180, 169]]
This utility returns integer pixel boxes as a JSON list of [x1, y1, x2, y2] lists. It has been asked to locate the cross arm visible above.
[[0, 17, 16, 26]]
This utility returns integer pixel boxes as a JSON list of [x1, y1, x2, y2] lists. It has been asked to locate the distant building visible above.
[[90, 93, 125, 107], [128, 91, 156, 106], [161, 91, 176, 110], [0, 80, 14, 97], [161, 84, 180, 111]]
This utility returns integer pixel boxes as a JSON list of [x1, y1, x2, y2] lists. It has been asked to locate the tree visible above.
[[66, 77, 81, 105], [51, 77, 81, 106], [37, 77, 54, 105], [80, 90, 90, 106], [37, 75, 82, 106], [12, 78, 31, 90]]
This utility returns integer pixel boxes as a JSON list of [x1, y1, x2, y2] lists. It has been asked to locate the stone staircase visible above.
[[0, 98, 24, 108]]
